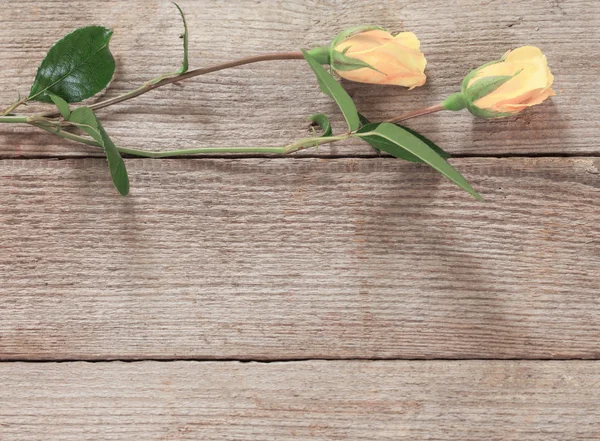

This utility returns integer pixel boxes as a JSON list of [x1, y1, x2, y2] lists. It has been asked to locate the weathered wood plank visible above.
[[1, 360, 599, 440], [1, 157, 599, 360], [0, 0, 598, 158]]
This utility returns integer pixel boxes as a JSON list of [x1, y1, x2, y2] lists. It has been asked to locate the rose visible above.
[[331, 30, 427, 89], [443, 46, 555, 118]]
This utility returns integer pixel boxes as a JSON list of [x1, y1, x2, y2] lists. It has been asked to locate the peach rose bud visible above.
[[442, 46, 555, 118], [331, 29, 427, 89]]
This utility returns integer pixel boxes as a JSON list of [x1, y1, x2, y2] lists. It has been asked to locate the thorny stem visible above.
[[39, 51, 305, 118], [386, 103, 445, 123], [1, 98, 29, 116], [0, 115, 29, 123], [30, 119, 353, 158], [0, 48, 447, 158]]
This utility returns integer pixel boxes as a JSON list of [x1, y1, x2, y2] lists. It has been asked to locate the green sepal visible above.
[[442, 93, 467, 111], [329, 25, 385, 50], [308, 114, 333, 137], [306, 46, 330, 65], [331, 50, 384, 74], [329, 25, 385, 71], [466, 105, 515, 119], [464, 74, 514, 103], [461, 59, 504, 92], [463, 69, 522, 119]]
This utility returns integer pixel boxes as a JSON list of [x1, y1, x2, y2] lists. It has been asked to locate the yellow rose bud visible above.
[[462, 46, 555, 117], [332, 30, 427, 89]]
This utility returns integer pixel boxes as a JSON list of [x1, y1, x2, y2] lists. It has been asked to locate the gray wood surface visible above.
[[2, 157, 598, 360], [1, 1, 600, 438], [1, 360, 599, 440], [0, 0, 598, 158]]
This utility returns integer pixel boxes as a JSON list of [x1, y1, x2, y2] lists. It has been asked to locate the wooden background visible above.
[[1, 0, 599, 439]]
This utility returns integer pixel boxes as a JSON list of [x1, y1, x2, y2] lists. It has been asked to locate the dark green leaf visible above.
[[358, 112, 381, 155], [48, 93, 71, 119], [97, 121, 129, 196], [358, 112, 371, 127], [358, 123, 482, 200], [308, 114, 332, 137], [173, 2, 189, 73], [357, 122, 450, 161], [396, 125, 450, 159], [302, 49, 360, 131], [29, 26, 115, 103], [68, 107, 129, 196], [358, 123, 421, 162]]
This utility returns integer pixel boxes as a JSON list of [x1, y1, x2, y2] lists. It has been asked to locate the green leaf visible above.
[[358, 123, 482, 200], [397, 125, 450, 159], [173, 2, 189, 73], [29, 26, 115, 103], [68, 107, 102, 143], [97, 122, 130, 196], [48, 93, 71, 119], [142, 3, 189, 87], [68, 107, 129, 196], [302, 49, 360, 131], [357, 122, 450, 161], [358, 123, 421, 162], [357, 113, 379, 153], [358, 112, 372, 127], [308, 114, 332, 137]]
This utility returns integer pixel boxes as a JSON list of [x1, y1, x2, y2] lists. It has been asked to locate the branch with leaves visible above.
[[0, 4, 555, 199]]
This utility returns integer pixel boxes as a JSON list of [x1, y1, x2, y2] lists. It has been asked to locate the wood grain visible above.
[[1, 360, 599, 440], [1, 157, 599, 360], [2, 2, 599, 437], [1, 0, 598, 158]]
